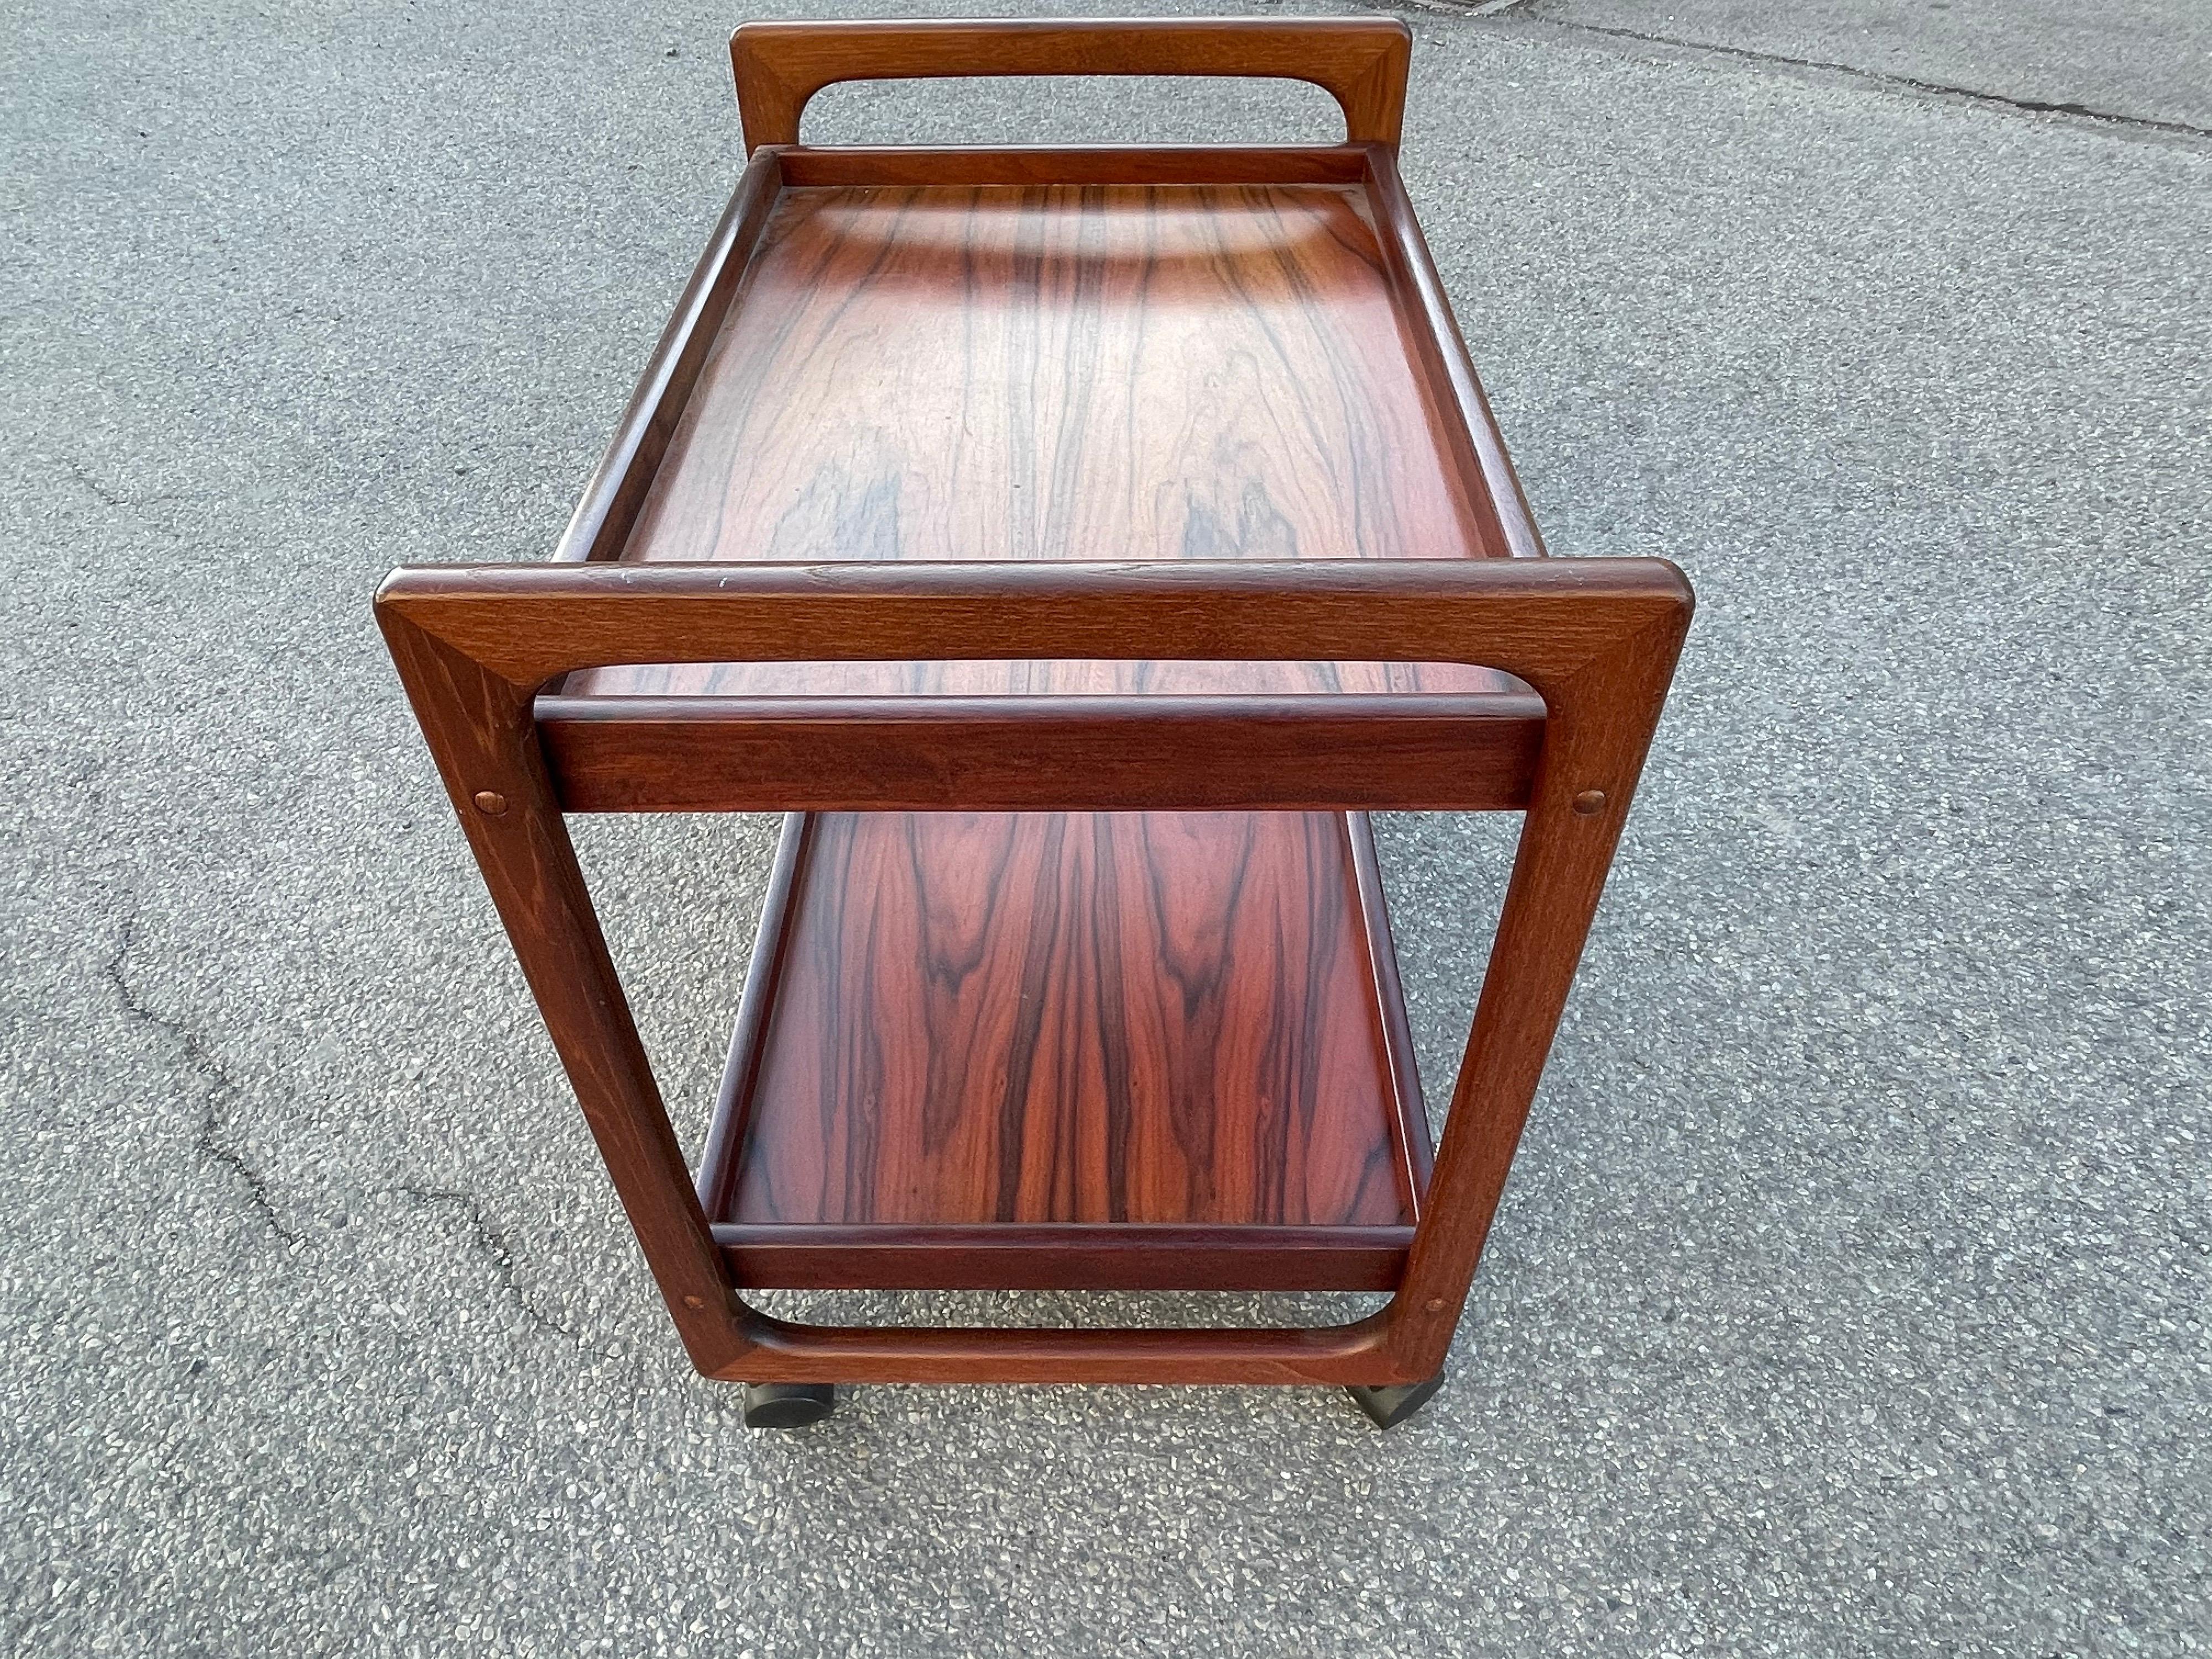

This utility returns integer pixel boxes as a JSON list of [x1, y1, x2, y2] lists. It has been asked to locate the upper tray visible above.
[[554, 141, 1545, 708]]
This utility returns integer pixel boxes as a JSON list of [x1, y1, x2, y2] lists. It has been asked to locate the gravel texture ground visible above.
[[3, 2, 2206, 1654]]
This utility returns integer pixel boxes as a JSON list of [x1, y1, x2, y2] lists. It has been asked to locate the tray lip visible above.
[[711, 1220, 1413, 1292], [694, 807, 1436, 1290]]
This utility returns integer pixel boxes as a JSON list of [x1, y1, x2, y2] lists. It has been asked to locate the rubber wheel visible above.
[[1345, 1375, 1444, 1429], [742, 1382, 838, 1428]]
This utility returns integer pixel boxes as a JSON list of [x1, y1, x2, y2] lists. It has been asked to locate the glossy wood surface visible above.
[[690, 801, 1433, 1292], [697, 810, 1427, 1288], [549, 143, 1543, 587], [570, 176, 1515, 701]]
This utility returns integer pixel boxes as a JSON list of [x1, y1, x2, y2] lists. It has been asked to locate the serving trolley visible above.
[[377, 16, 1692, 1429]]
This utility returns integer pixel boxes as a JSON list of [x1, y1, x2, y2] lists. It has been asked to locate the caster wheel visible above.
[[1345, 1374, 1444, 1430], [742, 1382, 837, 1429]]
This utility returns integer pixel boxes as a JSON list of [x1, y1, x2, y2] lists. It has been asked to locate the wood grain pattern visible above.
[[546, 145, 1383, 576], [687, 813, 1432, 1293], [728, 810, 1415, 1229], [409, 558, 1679, 691], [549, 150, 785, 570], [571, 178, 1516, 701], [730, 17, 1412, 153]]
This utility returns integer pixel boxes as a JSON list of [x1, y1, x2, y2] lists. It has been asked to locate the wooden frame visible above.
[[377, 557, 1689, 1385], [377, 18, 1693, 1399]]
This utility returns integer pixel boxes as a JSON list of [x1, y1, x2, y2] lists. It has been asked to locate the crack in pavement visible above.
[[100, 918, 583, 1342], [64, 463, 126, 507], [1395, 1, 2212, 142], [383, 1182, 583, 1343], [103, 917, 304, 1248]]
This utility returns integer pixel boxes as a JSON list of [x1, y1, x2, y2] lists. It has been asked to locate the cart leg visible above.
[[742, 1382, 838, 1428], [1344, 1374, 1444, 1430]]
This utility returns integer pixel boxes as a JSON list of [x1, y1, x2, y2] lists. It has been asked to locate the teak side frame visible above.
[[377, 17, 1694, 1392], [377, 559, 1691, 1386]]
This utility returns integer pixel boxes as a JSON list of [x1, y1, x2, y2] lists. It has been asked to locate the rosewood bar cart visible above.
[[377, 17, 1691, 1430]]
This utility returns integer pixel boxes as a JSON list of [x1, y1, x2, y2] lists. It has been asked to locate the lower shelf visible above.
[[696, 810, 1432, 1291]]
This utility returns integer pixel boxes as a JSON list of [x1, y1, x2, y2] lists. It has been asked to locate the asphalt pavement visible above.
[[3, 1, 2207, 1654]]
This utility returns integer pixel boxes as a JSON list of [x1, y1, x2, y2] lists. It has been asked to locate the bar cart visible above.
[[377, 17, 1692, 1430]]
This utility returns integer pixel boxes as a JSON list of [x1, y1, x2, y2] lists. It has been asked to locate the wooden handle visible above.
[[729, 17, 1412, 153]]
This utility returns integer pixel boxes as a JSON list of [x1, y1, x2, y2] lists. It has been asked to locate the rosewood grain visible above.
[[695, 808, 1431, 1292], [551, 149, 784, 568], [1358, 147, 1548, 562], [727, 810, 1416, 1223], [691, 811, 811, 1223], [570, 175, 1516, 702]]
